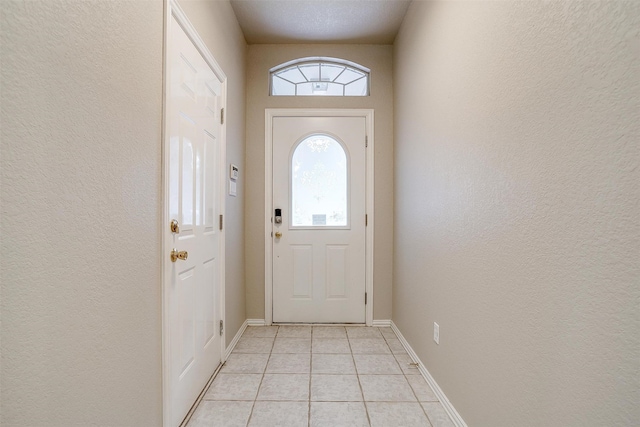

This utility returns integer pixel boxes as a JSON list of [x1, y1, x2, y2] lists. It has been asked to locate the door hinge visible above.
[[365, 292, 368, 305], [365, 214, 368, 226], [219, 320, 224, 335], [219, 214, 223, 230], [220, 108, 225, 125], [365, 136, 368, 147]]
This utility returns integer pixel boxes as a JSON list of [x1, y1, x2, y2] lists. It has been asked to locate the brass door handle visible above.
[[171, 249, 188, 262], [275, 232, 282, 238]]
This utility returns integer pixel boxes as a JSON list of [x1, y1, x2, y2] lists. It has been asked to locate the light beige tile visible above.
[[248, 401, 309, 427], [378, 327, 396, 339], [232, 337, 274, 354], [266, 353, 310, 373], [422, 402, 455, 427], [256, 373, 309, 401], [407, 375, 438, 402], [384, 337, 407, 354], [312, 338, 351, 354], [242, 326, 279, 338], [353, 354, 402, 375], [367, 402, 430, 427], [393, 353, 421, 375], [204, 374, 262, 401], [312, 354, 356, 374], [277, 325, 312, 338], [312, 326, 347, 338], [272, 337, 311, 353], [311, 374, 363, 402], [349, 338, 391, 354], [346, 326, 382, 339], [359, 375, 416, 402], [187, 401, 253, 427], [310, 402, 369, 427], [221, 353, 269, 374]]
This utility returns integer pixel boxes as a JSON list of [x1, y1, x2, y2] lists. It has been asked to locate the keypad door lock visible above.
[[274, 208, 282, 224]]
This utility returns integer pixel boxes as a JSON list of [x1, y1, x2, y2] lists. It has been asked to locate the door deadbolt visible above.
[[170, 220, 179, 233], [274, 208, 282, 224]]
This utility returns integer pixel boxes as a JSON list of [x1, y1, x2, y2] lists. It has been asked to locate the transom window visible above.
[[271, 57, 370, 97], [291, 134, 348, 227]]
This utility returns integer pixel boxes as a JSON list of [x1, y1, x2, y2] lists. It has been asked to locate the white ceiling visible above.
[[230, 0, 412, 44]]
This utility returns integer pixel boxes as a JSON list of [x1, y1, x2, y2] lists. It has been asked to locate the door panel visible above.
[[165, 14, 224, 427], [272, 116, 366, 323]]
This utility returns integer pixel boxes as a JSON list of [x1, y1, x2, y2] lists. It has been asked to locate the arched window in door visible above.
[[291, 134, 349, 227], [270, 57, 370, 96]]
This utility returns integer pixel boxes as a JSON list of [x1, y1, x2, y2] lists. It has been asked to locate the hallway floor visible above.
[[186, 325, 455, 427]]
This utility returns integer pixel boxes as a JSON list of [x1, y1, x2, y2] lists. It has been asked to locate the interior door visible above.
[[165, 13, 224, 427], [272, 116, 366, 323]]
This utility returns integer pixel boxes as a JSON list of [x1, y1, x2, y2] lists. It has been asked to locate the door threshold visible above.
[[271, 322, 367, 326]]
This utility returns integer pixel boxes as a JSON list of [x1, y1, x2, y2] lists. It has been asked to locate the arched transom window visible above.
[[270, 57, 370, 96]]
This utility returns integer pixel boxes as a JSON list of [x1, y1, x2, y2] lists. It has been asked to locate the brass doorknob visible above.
[[171, 249, 188, 262], [275, 231, 282, 238]]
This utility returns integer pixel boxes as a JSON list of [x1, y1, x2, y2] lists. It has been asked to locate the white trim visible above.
[[163, 1, 227, 426], [264, 109, 375, 326], [224, 320, 248, 360], [371, 319, 391, 327], [247, 319, 267, 326], [390, 321, 468, 427]]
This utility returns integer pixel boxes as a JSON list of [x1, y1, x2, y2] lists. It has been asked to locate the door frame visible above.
[[264, 109, 374, 326], [162, 1, 227, 425]]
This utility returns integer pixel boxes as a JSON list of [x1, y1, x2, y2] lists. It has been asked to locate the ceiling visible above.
[[230, 0, 412, 44]]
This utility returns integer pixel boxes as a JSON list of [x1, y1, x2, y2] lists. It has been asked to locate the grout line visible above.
[[308, 327, 313, 427], [348, 331, 372, 426], [381, 331, 435, 425], [245, 326, 278, 427]]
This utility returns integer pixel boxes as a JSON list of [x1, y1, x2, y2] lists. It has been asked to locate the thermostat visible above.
[[230, 164, 239, 181]]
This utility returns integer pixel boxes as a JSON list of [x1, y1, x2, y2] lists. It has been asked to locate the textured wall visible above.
[[393, 1, 639, 426], [178, 0, 247, 347], [245, 44, 394, 321], [1, 1, 164, 425]]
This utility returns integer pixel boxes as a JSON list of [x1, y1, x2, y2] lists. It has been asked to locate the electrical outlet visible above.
[[433, 322, 440, 344]]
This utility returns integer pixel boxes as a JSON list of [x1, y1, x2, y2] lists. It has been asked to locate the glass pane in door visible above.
[[291, 135, 348, 227]]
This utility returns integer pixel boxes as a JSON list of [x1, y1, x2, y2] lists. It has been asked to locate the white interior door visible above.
[[164, 10, 225, 427], [272, 116, 366, 323]]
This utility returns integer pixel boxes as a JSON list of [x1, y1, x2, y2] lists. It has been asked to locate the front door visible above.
[[272, 116, 367, 323], [164, 10, 225, 427]]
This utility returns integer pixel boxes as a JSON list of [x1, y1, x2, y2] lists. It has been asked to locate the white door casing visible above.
[[163, 2, 226, 426], [265, 110, 374, 325]]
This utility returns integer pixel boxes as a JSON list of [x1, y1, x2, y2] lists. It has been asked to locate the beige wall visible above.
[[0, 1, 164, 425], [178, 0, 247, 346], [0, 1, 247, 425], [245, 44, 393, 320], [393, 1, 640, 426]]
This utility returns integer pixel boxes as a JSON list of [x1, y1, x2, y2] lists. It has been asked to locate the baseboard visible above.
[[246, 318, 266, 326], [390, 321, 468, 427], [372, 319, 392, 327], [224, 319, 248, 360]]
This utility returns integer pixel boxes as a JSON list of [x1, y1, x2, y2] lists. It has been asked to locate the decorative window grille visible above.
[[270, 57, 370, 96]]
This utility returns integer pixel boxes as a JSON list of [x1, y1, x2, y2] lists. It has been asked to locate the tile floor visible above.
[[187, 326, 455, 427]]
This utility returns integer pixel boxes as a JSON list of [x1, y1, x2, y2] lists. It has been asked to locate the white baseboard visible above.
[[372, 319, 392, 327], [224, 319, 248, 360], [246, 318, 266, 326], [390, 321, 468, 427]]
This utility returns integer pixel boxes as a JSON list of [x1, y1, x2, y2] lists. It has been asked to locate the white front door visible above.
[[164, 9, 225, 427], [272, 116, 367, 323]]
